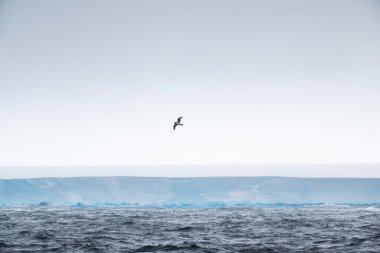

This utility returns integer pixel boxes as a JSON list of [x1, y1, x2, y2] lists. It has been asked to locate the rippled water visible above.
[[1, 206, 380, 252]]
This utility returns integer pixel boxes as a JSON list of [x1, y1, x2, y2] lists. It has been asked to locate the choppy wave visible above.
[[2, 202, 380, 209], [1, 206, 380, 252]]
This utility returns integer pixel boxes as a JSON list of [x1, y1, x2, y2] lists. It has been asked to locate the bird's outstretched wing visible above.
[[177, 117, 183, 123], [173, 124, 177, 130]]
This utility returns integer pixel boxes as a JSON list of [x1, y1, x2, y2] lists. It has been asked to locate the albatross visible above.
[[173, 117, 183, 130]]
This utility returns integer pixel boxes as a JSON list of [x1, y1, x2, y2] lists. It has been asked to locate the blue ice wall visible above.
[[1, 177, 380, 206]]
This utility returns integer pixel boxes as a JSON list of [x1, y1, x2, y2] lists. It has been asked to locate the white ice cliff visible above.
[[1, 177, 380, 206]]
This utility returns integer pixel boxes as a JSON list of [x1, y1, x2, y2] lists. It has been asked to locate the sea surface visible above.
[[1, 206, 380, 252]]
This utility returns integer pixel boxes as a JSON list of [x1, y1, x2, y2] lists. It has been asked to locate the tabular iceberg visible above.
[[1, 177, 380, 206]]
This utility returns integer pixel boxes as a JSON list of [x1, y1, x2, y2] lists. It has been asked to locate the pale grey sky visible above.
[[1, 0, 380, 177]]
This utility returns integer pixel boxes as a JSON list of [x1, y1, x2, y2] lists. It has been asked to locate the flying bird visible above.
[[173, 117, 183, 130]]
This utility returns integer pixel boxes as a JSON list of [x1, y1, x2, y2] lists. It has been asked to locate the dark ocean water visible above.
[[1, 206, 380, 252]]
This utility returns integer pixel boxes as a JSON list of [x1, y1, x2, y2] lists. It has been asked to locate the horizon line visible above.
[[1, 163, 380, 167]]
